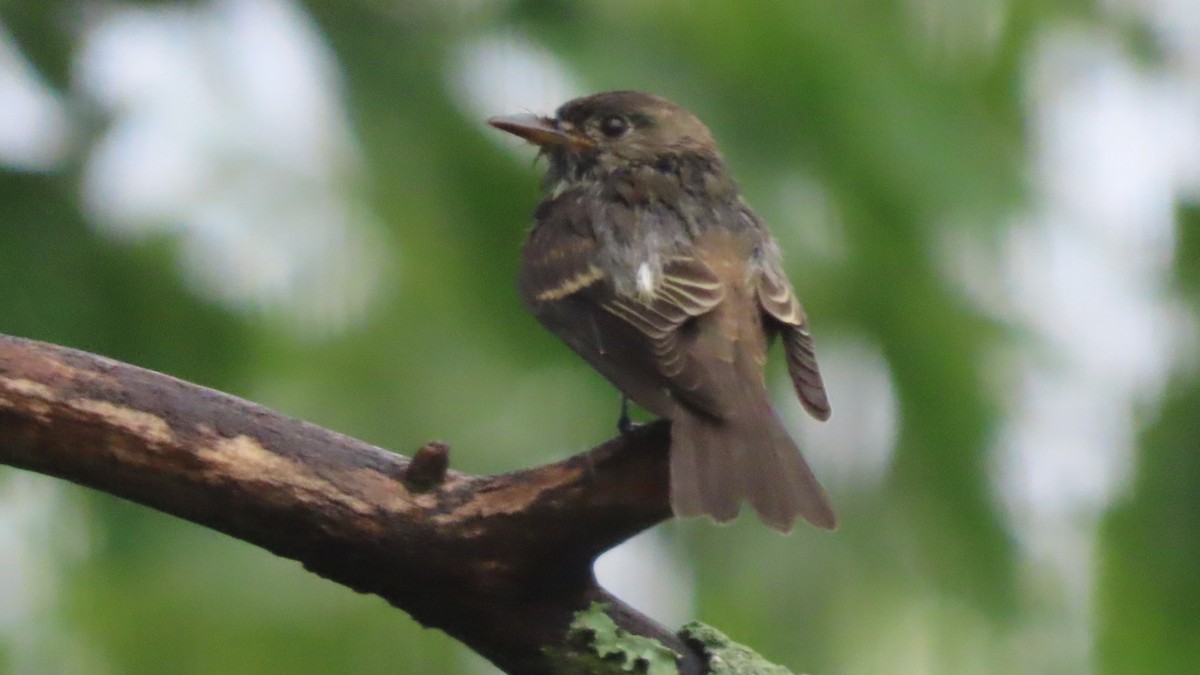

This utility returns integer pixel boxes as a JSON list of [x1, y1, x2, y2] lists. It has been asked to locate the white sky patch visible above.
[[76, 0, 384, 335], [1001, 24, 1198, 526], [0, 24, 70, 171], [595, 529, 694, 627], [0, 473, 103, 674], [446, 31, 583, 155], [974, 10, 1200, 671], [782, 336, 899, 491]]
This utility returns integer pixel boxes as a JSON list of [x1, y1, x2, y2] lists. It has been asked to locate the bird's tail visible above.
[[669, 406, 836, 532]]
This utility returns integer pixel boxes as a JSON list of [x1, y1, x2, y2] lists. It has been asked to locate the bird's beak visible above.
[[487, 114, 594, 151]]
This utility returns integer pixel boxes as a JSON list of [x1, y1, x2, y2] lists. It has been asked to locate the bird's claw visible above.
[[617, 397, 641, 434]]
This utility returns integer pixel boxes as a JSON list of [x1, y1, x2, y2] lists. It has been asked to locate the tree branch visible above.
[[0, 334, 706, 674]]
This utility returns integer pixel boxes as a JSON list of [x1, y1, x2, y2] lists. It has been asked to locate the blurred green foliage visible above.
[[1097, 201, 1200, 674], [1, 0, 1197, 673]]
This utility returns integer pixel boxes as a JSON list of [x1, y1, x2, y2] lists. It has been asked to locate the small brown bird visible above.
[[489, 91, 835, 532]]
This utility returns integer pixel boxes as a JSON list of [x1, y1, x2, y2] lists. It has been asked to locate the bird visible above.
[[489, 91, 835, 532]]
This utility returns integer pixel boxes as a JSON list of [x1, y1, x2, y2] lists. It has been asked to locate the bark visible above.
[[0, 334, 707, 674]]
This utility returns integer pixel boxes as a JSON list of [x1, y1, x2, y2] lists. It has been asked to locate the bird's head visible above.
[[489, 91, 721, 184]]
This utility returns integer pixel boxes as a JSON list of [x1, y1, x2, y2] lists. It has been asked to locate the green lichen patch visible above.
[[679, 622, 795, 674], [544, 602, 680, 674]]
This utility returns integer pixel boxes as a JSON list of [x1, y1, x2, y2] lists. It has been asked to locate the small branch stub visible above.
[[403, 440, 450, 491]]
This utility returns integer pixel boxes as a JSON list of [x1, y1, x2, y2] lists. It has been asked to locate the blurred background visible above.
[[1, 0, 1197, 673]]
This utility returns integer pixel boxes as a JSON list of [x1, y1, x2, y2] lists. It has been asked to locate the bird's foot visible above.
[[617, 397, 642, 434]]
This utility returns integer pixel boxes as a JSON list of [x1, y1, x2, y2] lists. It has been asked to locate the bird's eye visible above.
[[599, 115, 629, 138]]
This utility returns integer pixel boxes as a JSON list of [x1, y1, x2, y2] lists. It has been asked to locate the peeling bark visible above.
[[0, 334, 706, 674]]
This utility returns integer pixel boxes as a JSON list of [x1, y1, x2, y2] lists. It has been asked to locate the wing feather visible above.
[[757, 266, 831, 420], [602, 256, 726, 415], [520, 231, 604, 307]]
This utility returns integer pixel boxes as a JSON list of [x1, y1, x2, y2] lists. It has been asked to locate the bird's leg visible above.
[[617, 396, 638, 434]]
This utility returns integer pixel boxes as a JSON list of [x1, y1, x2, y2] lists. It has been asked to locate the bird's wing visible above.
[[602, 255, 728, 417], [756, 264, 831, 420], [518, 221, 606, 307], [517, 205, 616, 367]]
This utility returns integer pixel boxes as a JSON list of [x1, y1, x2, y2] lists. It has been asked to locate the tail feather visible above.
[[669, 414, 742, 523], [783, 327, 832, 421], [669, 408, 835, 532], [749, 411, 836, 531]]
